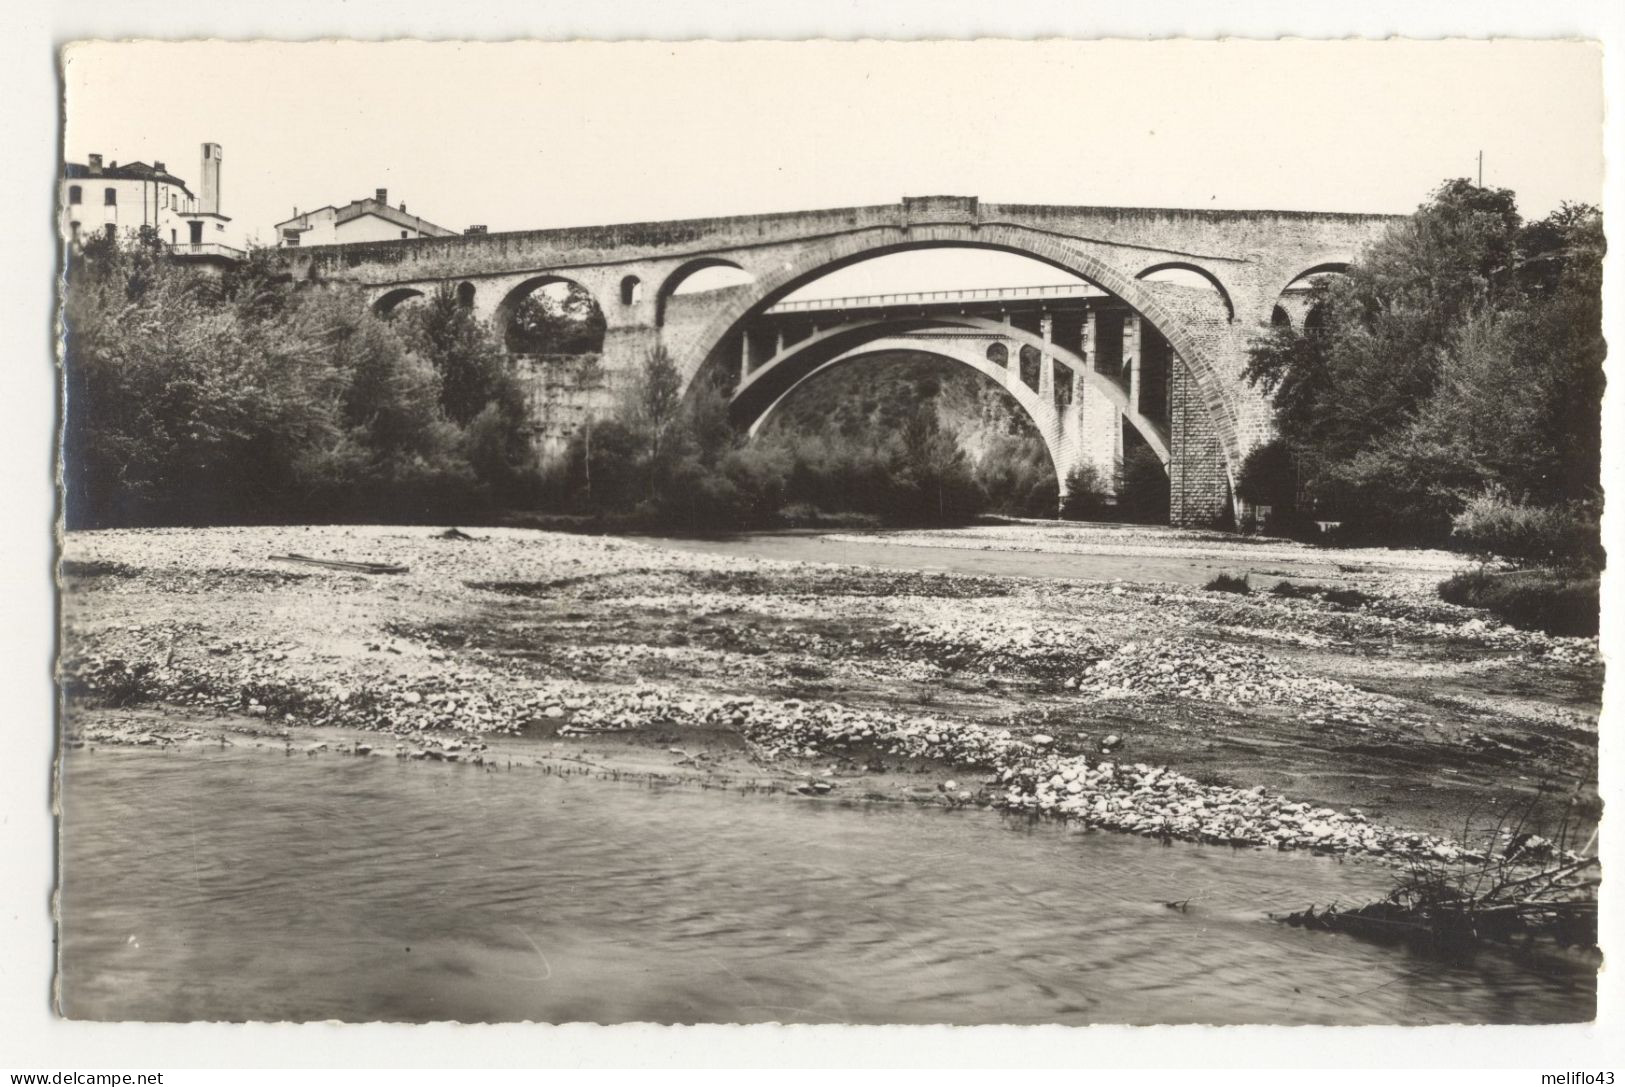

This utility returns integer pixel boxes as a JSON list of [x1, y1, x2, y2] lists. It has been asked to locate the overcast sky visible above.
[[63, 40, 1603, 276]]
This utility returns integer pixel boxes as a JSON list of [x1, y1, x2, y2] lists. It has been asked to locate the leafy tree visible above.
[[60, 236, 509, 528], [1234, 439, 1298, 511], [406, 285, 513, 426], [1244, 180, 1604, 543], [1060, 464, 1110, 521]]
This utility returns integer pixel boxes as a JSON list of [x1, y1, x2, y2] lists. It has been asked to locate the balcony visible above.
[[168, 241, 246, 263]]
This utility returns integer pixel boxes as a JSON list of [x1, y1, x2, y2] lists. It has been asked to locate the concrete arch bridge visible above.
[[279, 195, 1399, 525]]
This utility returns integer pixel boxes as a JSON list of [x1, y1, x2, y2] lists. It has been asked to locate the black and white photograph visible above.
[[10, 16, 1622, 1070]]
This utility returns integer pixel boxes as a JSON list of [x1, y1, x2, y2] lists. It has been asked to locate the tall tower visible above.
[[200, 142, 222, 214]]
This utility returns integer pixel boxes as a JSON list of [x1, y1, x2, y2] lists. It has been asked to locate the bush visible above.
[[1438, 567, 1600, 637], [1269, 581, 1374, 609], [1119, 445, 1171, 524], [1236, 439, 1297, 510], [1060, 464, 1111, 521], [1451, 490, 1603, 570], [1205, 573, 1251, 594]]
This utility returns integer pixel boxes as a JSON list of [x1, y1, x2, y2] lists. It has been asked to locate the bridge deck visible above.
[[765, 282, 1104, 316]]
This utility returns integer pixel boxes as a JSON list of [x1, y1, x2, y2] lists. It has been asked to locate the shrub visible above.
[[1269, 581, 1373, 609], [1119, 445, 1170, 524], [1236, 439, 1298, 510], [1205, 573, 1251, 594], [1060, 464, 1111, 521], [1438, 567, 1600, 637], [1451, 490, 1603, 571]]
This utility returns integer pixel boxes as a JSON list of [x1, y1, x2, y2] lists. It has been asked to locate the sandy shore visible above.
[[59, 523, 1601, 861]]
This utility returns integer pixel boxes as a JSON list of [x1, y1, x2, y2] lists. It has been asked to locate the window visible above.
[[68, 185, 82, 205], [401, 230, 408, 239], [103, 187, 116, 207], [170, 229, 176, 244], [283, 230, 301, 247], [103, 223, 116, 241], [69, 221, 80, 242]]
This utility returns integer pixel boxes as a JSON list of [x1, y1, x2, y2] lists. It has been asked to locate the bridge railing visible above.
[[765, 283, 1097, 314]]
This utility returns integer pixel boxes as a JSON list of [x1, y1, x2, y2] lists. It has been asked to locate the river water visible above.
[[57, 747, 1593, 1024]]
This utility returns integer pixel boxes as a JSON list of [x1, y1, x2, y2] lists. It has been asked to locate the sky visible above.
[[61, 39, 1604, 295]]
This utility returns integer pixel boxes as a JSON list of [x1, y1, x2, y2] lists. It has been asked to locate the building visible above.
[[59, 142, 242, 264], [273, 189, 457, 247]]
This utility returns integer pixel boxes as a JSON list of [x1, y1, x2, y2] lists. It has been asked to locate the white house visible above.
[[273, 189, 457, 247], [60, 143, 241, 262]]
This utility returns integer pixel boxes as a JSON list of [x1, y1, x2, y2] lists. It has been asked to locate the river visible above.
[[56, 747, 1593, 1024]]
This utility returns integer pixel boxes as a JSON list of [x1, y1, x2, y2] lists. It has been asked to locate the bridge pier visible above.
[[1168, 357, 1232, 527], [1125, 312, 1142, 414]]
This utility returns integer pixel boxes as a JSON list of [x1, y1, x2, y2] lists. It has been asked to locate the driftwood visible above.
[[269, 553, 409, 575], [1276, 855, 1599, 953]]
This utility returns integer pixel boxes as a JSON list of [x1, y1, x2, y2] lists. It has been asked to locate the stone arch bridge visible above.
[[279, 195, 1398, 526]]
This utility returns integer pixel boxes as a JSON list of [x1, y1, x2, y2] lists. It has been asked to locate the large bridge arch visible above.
[[748, 338, 1066, 492], [733, 313, 1171, 466], [674, 223, 1244, 482]]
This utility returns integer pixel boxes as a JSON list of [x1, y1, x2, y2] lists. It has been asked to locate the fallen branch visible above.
[[269, 553, 409, 575]]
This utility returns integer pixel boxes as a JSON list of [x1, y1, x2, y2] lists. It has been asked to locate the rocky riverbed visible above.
[[58, 523, 1601, 866]]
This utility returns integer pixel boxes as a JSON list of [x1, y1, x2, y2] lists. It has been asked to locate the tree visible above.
[[406, 285, 511, 426], [60, 236, 496, 527], [1118, 445, 1170, 524], [630, 345, 685, 493], [1243, 180, 1604, 542], [1234, 439, 1298, 512]]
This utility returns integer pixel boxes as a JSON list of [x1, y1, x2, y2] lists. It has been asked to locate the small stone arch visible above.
[[655, 257, 750, 327], [456, 281, 476, 308], [1273, 260, 1353, 333], [986, 342, 1009, 367], [1018, 344, 1043, 391], [496, 274, 607, 355], [1134, 261, 1236, 323], [620, 275, 643, 306], [1287, 261, 1352, 285], [372, 287, 426, 317]]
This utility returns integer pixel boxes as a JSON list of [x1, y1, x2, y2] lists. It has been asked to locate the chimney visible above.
[[400, 202, 407, 213], [464, 225, 488, 235], [375, 188, 388, 205], [199, 142, 222, 215], [87, 153, 103, 173], [154, 160, 166, 173]]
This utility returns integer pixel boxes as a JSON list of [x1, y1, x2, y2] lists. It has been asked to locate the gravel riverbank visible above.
[[59, 524, 1601, 865]]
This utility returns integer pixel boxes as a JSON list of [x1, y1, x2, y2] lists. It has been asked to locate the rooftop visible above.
[[64, 160, 193, 196]]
